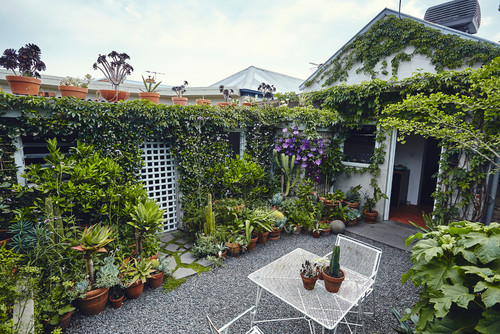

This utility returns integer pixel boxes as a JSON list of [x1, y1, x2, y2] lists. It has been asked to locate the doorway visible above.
[[389, 135, 439, 227]]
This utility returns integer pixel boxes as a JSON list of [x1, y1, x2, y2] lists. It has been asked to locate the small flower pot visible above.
[[139, 92, 160, 104], [126, 280, 144, 299], [247, 234, 258, 250], [344, 201, 360, 209], [292, 225, 302, 235], [99, 89, 129, 102], [312, 230, 321, 238], [109, 292, 124, 309], [321, 228, 331, 237], [196, 99, 211, 105], [364, 209, 378, 224], [300, 274, 318, 290], [226, 242, 241, 257], [43, 310, 73, 332], [59, 85, 88, 99], [268, 227, 282, 240], [322, 267, 345, 293], [147, 271, 165, 288], [6, 75, 41, 96], [76, 287, 109, 315], [345, 218, 358, 227], [172, 97, 188, 105]]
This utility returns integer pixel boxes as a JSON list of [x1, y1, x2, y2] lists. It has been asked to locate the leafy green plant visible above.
[[273, 150, 300, 197], [391, 307, 418, 334], [95, 255, 121, 289], [346, 208, 361, 221], [141, 75, 161, 93], [191, 234, 220, 259], [38, 275, 78, 326], [331, 203, 349, 221], [363, 186, 388, 212], [121, 257, 155, 286], [402, 221, 500, 333], [345, 185, 362, 203], [60, 74, 93, 88], [246, 208, 275, 234], [127, 199, 165, 256], [8, 219, 48, 254]]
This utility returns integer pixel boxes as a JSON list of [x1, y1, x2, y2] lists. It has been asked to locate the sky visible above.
[[1, 0, 499, 87]]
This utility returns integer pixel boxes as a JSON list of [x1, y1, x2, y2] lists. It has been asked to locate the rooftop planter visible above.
[[93, 51, 133, 102]]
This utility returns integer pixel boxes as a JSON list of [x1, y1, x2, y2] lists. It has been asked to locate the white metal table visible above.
[[248, 248, 374, 334]]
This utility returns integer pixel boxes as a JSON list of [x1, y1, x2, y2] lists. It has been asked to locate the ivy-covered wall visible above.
[[303, 15, 500, 91]]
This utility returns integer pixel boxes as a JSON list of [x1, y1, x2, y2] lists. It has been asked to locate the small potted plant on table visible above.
[[93, 51, 133, 102], [59, 74, 92, 99], [171, 81, 188, 105], [139, 75, 162, 104], [0, 43, 46, 96], [299, 260, 319, 290], [322, 245, 345, 293]]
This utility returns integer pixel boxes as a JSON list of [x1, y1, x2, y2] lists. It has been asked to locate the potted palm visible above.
[[72, 224, 114, 315], [59, 74, 93, 99], [127, 199, 165, 258], [171, 81, 188, 105], [93, 51, 133, 102], [0, 43, 46, 96], [217, 85, 234, 106], [322, 245, 345, 293], [299, 260, 319, 290], [139, 75, 162, 104]]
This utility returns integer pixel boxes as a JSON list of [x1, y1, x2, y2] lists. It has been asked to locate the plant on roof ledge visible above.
[[217, 85, 234, 106], [171, 81, 188, 105], [0, 43, 46, 95], [93, 51, 133, 102], [258, 82, 276, 103], [139, 75, 162, 104]]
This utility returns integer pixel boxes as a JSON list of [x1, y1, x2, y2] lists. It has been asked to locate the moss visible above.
[[162, 276, 186, 292]]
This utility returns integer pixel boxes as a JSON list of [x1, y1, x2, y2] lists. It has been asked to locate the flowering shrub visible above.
[[275, 126, 324, 181]]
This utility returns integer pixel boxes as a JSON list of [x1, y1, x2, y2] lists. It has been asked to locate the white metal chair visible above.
[[206, 306, 265, 334], [333, 234, 382, 316]]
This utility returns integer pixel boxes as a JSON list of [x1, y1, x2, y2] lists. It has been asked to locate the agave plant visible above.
[[127, 199, 165, 256], [93, 51, 133, 90], [141, 75, 162, 93], [72, 224, 114, 285]]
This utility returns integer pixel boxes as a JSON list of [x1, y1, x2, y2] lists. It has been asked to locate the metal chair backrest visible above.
[[334, 234, 382, 280]]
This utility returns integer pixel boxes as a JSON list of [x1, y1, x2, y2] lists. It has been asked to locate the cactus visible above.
[[273, 150, 301, 197], [204, 193, 215, 236], [329, 245, 341, 278]]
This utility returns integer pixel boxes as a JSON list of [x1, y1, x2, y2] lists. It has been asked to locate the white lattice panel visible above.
[[140, 141, 178, 232]]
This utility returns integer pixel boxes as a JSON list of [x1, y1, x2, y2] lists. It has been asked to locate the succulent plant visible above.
[[172, 81, 188, 97], [0, 43, 46, 78], [219, 85, 234, 102], [300, 260, 319, 279], [328, 245, 342, 278], [93, 51, 133, 90]]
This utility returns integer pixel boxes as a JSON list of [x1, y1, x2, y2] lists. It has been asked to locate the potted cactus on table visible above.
[[322, 245, 345, 293], [299, 260, 319, 290]]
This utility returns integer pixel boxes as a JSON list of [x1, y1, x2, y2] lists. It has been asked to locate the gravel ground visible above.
[[66, 232, 419, 334]]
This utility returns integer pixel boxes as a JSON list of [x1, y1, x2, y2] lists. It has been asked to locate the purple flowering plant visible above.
[[275, 126, 325, 181]]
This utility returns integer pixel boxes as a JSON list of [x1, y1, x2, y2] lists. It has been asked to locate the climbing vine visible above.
[[304, 16, 500, 88]]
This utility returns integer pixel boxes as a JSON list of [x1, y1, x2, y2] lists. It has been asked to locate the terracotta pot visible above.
[[242, 102, 254, 106], [292, 225, 302, 235], [59, 85, 88, 99], [216, 102, 236, 107], [322, 267, 345, 293], [300, 274, 318, 290], [257, 231, 269, 244], [364, 209, 378, 224], [196, 99, 211, 105], [43, 310, 73, 332], [109, 292, 124, 309], [172, 97, 188, 105], [76, 287, 109, 315], [139, 92, 160, 104], [344, 201, 360, 209], [99, 89, 129, 102], [126, 280, 144, 299], [149, 250, 159, 260], [226, 242, 241, 257], [268, 227, 282, 241], [312, 230, 321, 238], [216, 250, 227, 259], [345, 218, 358, 227], [321, 228, 331, 237], [247, 234, 258, 250], [6, 75, 41, 96], [147, 271, 165, 288], [0, 229, 12, 247]]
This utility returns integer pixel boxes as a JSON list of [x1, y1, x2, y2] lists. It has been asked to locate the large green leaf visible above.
[[476, 310, 500, 334], [430, 284, 474, 318], [474, 234, 500, 264], [480, 284, 500, 308], [423, 315, 476, 334], [411, 238, 443, 263]]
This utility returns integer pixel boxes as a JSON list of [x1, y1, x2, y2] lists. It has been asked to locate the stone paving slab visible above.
[[180, 252, 196, 264], [165, 243, 180, 252], [166, 259, 177, 271], [160, 233, 175, 243], [172, 267, 197, 279], [197, 258, 213, 267], [183, 242, 193, 249]]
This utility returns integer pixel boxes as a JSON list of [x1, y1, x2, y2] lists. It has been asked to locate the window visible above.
[[342, 125, 376, 164]]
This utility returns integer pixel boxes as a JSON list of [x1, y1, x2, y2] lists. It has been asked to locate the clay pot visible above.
[[139, 92, 160, 104], [344, 201, 360, 209], [59, 85, 88, 99], [268, 227, 282, 241], [147, 271, 165, 288], [322, 267, 345, 293], [321, 228, 331, 237], [292, 225, 302, 235], [257, 231, 269, 244], [196, 99, 211, 105], [43, 310, 73, 332], [109, 292, 124, 309], [216, 250, 227, 259], [216, 102, 236, 107], [76, 287, 109, 315], [226, 242, 241, 257], [6, 76, 41, 96], [247, 234, 258, 250], [345, 218, 358, 227], [364, 209, 378, 224], [125, 280, 144, 299], [99, 89, 129, 102], [312, 230, 321, 238], [300, 274, 318, 290], [171, 97, 188, 105]]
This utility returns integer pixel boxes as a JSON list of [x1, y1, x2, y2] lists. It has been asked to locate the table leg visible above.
[[250, 286, 263, 328]]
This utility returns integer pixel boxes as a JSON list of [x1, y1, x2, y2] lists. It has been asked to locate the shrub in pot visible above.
[[344, 185, 362, 208], [0, 43, 46, 95], [362, 187, 388, 224], [127, 199, 165, 257], [93, 51, 133, 102], [121, 257, 154, 299]]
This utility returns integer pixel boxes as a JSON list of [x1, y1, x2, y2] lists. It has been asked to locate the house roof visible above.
[[300, 7, 500, 90], [211, 66, 304, 93]]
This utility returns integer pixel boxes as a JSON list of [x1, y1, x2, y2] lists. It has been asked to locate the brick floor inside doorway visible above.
[[389, 204, 432, 229]]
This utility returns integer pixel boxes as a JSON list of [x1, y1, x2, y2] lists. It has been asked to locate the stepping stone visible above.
[[166, 259, 177, 271], [176, 238, 187, 245], [165, 244, 179, 252], [180, 252, 196, 264], [183, 242, 194, 249], [178, 247, 186, 253], [172, 267, 197, 279], [161, 233, 175, 243], [197, 258, 213, 267]]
